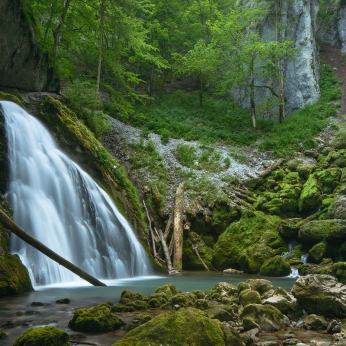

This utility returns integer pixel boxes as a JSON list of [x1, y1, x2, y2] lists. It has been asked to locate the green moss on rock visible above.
[[183, 232, 212, 270], [239, 289, 261, 306], [259, 256, 291, 277], [172, 292, 197, 307], [309, 241, 328, 264], [299, 174, 321, 212], [13, 326, 69, 346], [112, 308, 243, 346], [68, 303, 124, 332], [0, 253, 33, 298], [212, 211, 282, 270], [0, 91, 25, 108]]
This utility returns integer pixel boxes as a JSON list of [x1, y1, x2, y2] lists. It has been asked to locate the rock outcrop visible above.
[[0, 0, 59, 92]]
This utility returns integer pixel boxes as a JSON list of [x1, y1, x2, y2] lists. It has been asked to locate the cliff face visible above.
[[0, 0, 60, 92], [236, 0, 321, 116]]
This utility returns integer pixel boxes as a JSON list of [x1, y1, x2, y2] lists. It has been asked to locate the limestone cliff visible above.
[[0, 0, 60, 92]]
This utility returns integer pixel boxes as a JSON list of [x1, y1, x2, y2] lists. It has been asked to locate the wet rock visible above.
[[332, 325, 341, 333], [292, 274, 346, 317], [303, 314, 328, 330], [112, 308, 243, 346], [240, 304, 288, 331], [223, 268, 243, 274], [56, 298, 71, 304], [31, 302, 48, 306], [283, 339, 300, 346], [68, 303, 124, 333], [13, 326, 69, 346], [327, 320, 339, 333]]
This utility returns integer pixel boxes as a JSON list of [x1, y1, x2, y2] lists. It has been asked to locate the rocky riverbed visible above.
[[3, 274, 346, 346]]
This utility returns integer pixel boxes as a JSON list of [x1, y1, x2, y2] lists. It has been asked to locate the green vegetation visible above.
[[13, 327, 69, 346]]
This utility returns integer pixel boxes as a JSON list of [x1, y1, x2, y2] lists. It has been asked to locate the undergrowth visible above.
[[106, 64, 340, 157]]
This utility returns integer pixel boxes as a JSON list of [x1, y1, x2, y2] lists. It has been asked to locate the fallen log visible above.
[[173, 183, 184, 270], [193, 244, 209, 272], [0, 208, 106, 287], [157, 227, 173, 271]]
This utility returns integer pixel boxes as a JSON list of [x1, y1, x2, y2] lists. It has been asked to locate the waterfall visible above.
[[1, 101, 152, 286]]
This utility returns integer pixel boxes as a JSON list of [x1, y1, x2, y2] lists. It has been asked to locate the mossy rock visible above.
[[239, 289, 261, 306], [0, 253, 33, 298], [125, 300, 149, 311], [112, 308, 243, 346], [0, 91, 25, 108], [309, 241, 328, 264], [172, 292, 197, 307], [278, 218, 302, 239], [206, 305, 235, 322], [196, 299, 209, 310], [238, 243, 275, 274], [212, 211, 281, 270], [246, 279, 274, 296], [240, 304, 286, 331], [193, 290, 205, 299], [13, 326, 69, 346], [310, 262, 346, 283], [183, 232, 212, 270], [297, 164, 316, 180], [237, 282, 251, 293], [111, 304, 136, 313], [120, 289, 144, 303], [154, 283, 178, 296], [133, 314, 152, 324], [259, 256, 291, 277], [206, 282, 238, 301], [299, 174, 321, 212], [315, 168, 341, 193], [68, 303, 124, 332], [298, 219, 346, 244], [0, 331, 6, 339]]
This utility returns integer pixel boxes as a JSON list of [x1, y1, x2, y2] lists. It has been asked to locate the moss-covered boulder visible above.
[[148, 284, 178, 308], [298, 220, 346, 244], [119, 289, 144, 304], [153, 283, 178, 296], [0, 253, 33, 297], [239, 289, 261, 306], [291, 274, 346, 318], [206, 282, 238, 302], [212, 211, 282, 270], [238, 243, 275, 274], [303, 314, 327, 330], [206, 305, 236, 322], [183, 232, 212, 270], [299, 174, 321, 212], [263, 288, 298, 314], [310, 262, 346, 283], [172, 292, 197, 307], [0, 91, 25, 108], [309, 241, 328, 264], [112, 308, 243, 346], [246, 279, 274, 296], [315, 168, 341, 193], [68, 303, 124, 332], [259, 256, 291, 277], [240, 304, 287, 331], [13, 327, 69, 346], [278, 218, 302, 239]]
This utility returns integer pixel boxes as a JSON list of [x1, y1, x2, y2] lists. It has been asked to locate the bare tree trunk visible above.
[[193, 244, 209, 271], [250, 69, 256, 130], [53, 0, 72, 58], [157, 228, 173, 271], [278, 61, 285, 123], [0, 209, 106, 287], [173, 183, 184, 270], [96, 0, 105, 98]]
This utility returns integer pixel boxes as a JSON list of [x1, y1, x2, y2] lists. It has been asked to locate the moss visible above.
[[309, 241, 328, 264], [315, 168, 341, 193], [154, 283, 178, 296], [125, 300, 150, 311], [238, 243, 275, 274], [13, 327, 69, 346], [206, 282, 238, 302], [299, 220, 346, 244], [68, 303, 124, 332], [0, 91, 25, 108], [0, 253, 33, 298], [299, 174, 321, 212], [246, 279, 274, 295], [193, 290, 205, 299], [120, 289, 144, 303], [212, 211, 282, 270], [311, 262, 346, 283], [112, 308, 242, 346], [239, 289, 261, 306], [240, 304, 285, 331], [206, 305, 236, 322], [37, 98, 147, 243], [259, 256, 291, 277], [111, 304, 136, 313], [196, 299, 209, 310], [134, 314, 152, 324], [172, 292, 197, 307], [183, 231, 212, 270]]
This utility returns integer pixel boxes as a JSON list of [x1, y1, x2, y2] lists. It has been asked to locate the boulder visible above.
[[278, 218, 302, 239], [246, 279, 274, 296], [291, 274, 346, 317], [206, 305, 236, 322], [171, 292, 197, 307], [298, 220, 346, 244], [263, 288, 298, 314], [13, 327, 69, 346], [240, 304, 288, 331], [239, 289, 261, 306], [309, 241, 328, 264], [68, 303, 124, 332], [298, 174, 321, 212], [112, 308, 243, 346], [259, 256, 291, 277], [206, 282, 238, 301], [303, 314, 327, 330]]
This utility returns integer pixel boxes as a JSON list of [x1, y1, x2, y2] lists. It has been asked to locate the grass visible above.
[[106, 64, 340, 157]]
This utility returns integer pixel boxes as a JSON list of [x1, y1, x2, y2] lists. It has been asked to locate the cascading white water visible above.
[[1, 101, 152, 286]]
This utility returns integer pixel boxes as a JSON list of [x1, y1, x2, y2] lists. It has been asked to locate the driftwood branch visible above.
[[157, 228, 173, 271], [163, 212, 173, 241], [193, 244, 209, 271], [173, 183, 184, 270], [143, 200, 157, 257], [0, 209, 106, 287]]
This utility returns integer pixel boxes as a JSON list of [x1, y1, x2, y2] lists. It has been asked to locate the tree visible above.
[[95, 0, 105, 99]]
